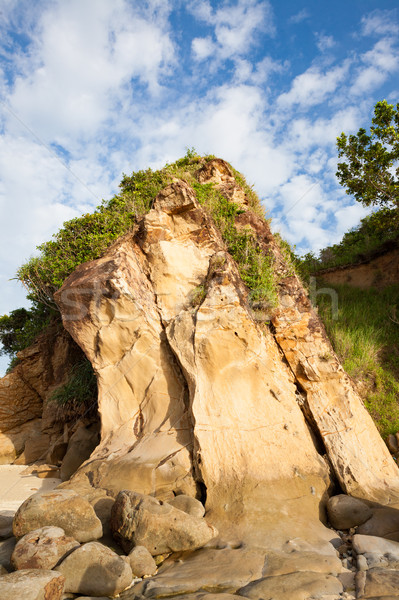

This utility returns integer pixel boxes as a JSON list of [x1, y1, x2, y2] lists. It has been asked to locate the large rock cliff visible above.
[[46, 159, 399, 547]]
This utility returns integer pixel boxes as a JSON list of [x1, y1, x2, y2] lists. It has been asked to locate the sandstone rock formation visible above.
[[54, 161, 399, 535], [3, 157, 399, 599]]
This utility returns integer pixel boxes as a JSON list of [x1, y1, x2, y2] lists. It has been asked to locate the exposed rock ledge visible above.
[[43, 159, 399, 549]]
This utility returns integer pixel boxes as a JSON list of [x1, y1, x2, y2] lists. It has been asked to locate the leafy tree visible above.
[[0, 302, 53, 360], [336, 100, 399, 207]]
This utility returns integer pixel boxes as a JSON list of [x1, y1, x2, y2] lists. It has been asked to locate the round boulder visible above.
[[327, 494, 373, 530], [11, 526, 79, 570], [111, 490, 218, 555], [0, 569, 65, 600], [127, 545, 157, 577], [55, 541, 132, 596], [13, 489, 102, 543]]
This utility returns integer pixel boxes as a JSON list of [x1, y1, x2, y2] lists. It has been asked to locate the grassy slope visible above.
[[316, 282, 399, 438]]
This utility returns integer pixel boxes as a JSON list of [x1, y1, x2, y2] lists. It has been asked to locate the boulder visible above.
[[127, 545, 157, 577], [111, 490, 217, 554], [13, 489, 102, 543], [356, 507, 399, 541], [0, 569, 65, 600], [0, 564, 8, 575], [55, 541, 132, 596], [60, 424, 100, 481], [326, 494, 373, 529], [11, 526, 79, 570], [168, 495, 205, 518], [353, 534, 399, 569], [130, 547, 265, 598]]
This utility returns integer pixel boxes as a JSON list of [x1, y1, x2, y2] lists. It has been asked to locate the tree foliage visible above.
[[0, 302, 53, 364], [336, 100, 399, 207]]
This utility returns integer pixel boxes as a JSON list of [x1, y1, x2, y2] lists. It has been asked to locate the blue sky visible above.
[[0, 0, 398, 374]]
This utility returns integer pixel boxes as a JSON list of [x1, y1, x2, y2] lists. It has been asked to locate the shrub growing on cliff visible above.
[[17, 152, 267, 307], [50, 358, 98, 421]]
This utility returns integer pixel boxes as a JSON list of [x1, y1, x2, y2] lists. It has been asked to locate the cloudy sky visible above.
[[0, 0, 398, 373]]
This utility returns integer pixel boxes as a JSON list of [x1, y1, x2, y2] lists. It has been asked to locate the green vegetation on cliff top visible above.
[[1, 150, 276, 371]]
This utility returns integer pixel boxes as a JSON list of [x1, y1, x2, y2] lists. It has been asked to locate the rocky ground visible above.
[[1, 483, 399, 599]]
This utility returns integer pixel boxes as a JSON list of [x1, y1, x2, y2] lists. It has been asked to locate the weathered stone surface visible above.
[[263, 549, 342, 577], [60, 424, 100, 481], [55, 230, 196, 499], [168, 495, 205, 518], [111, 490, 217, 555], [240, 208, 399, 503], [129, 547, 265, 598], [0, 564, 8, 575], [237, 571, 343, 600], [353, 534, 399, 569], [55, 541, 132, 596], [356, 568, 399, 598], [13, 489, 102, 542], [0, 569, 65, 600], [327, 494, 373, 529], [11, 526, 79, 570], [127, 545, 157, 577], [356, 508, 399, 541]]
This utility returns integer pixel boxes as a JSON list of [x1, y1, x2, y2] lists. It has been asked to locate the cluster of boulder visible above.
[[0, 488, 215, 599]]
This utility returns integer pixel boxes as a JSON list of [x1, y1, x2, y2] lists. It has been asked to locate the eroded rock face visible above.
[[234, 209, 399, 504], [0, 326, 88, 465], [55, 180, 333, 540], [53, 168, 399, 545]]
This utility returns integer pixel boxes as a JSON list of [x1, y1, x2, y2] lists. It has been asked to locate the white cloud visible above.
[[189, 0, 274, 64], [192, 36, 215, 61], [278, 63, 349, 108], [350, 39, 399, 94], [289, 9, 309, 25], [7, 0, 175, 145], [315, 33, 336, 52], [361, 9, 398, 36]]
